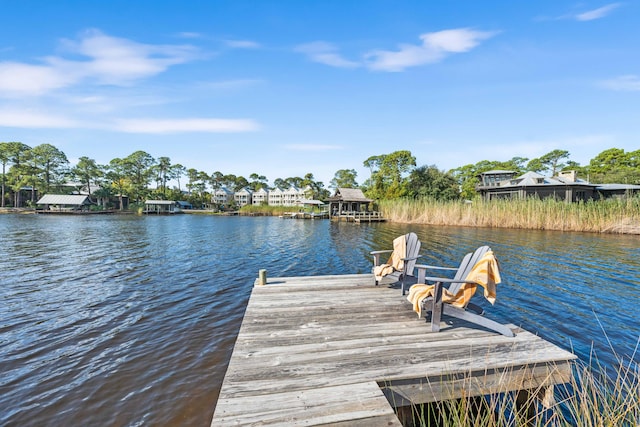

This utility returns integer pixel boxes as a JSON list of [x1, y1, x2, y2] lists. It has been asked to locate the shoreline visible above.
[[3, 206, 639, 235]]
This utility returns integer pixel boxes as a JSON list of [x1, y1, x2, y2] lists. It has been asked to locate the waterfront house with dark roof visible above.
[[326, 188, 373, 216], [477, 170, 640, 202]]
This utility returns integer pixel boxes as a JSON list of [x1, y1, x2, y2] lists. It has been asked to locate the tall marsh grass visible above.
[[379, 197, 640, 234], [238, 204, 307, 216], [397, 355, 639, 427]]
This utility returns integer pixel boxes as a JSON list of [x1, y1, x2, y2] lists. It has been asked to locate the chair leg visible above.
[[442, 305, 515, 337], [430, 282, 444, 332]]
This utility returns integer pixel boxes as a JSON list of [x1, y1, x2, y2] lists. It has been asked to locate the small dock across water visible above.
[[331, 211, 386, 223], [211, 274, 576, 426]]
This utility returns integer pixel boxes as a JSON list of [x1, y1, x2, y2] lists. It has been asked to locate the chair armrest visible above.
[[415, 264, 458, 271], [371, 250, 392, 267], [422, 276, 480, 286], [415, 264, 456, 283]]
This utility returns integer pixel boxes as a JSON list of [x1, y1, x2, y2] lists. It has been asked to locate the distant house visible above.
[[282, 186, 306, 206], [252, 187, 269, 205], [177, 201, 193, 209], [477, 170, 640, 202], [145, 200, 181, 214], [36, 194, 93, 212], [268, 187, 284, 206], [213, 187, 234, 208], [234, 188, 253, 207], [326, 188, 373, 216]]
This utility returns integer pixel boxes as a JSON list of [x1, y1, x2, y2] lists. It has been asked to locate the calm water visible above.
[[1, 214, 638, 426]]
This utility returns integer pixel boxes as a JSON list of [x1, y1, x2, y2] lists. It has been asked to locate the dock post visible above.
[[258, 269, 267, 286]]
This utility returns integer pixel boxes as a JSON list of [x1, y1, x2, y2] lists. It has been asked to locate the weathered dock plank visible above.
[[211, 274, 576, 426]]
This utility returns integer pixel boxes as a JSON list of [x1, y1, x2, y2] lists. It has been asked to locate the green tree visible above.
[[106, 158, 130, 210], [186, 168, 199, 196], [4, 142, 31, 206], [329, 169, 358, 190], [248, 173, 268, 191], [364, 150, 416, 199], [527, 149, 570, 176], [0, 142, 22, 207], [123, 151, 155, 203], [588, 148, 640, 184], [28, 143, 69, 194], [71, 156, 103, 200], [172, 164, 186, 192], [153, 156, 172, 198], [408, 165, 459, 200]]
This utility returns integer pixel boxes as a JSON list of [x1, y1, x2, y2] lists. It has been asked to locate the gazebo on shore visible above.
[[326, 188, 372, 216]]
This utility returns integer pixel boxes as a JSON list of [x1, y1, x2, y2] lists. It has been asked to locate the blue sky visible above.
[[1, 1, 638, 187]]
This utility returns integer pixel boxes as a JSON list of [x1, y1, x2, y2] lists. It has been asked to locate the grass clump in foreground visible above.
[[395, 354, 639, 427], [379, 197, 640, 234]]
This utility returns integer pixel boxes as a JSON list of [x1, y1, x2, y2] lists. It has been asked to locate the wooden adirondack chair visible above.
[[371, 232, 421, 295], [411, 246, 515, 337]]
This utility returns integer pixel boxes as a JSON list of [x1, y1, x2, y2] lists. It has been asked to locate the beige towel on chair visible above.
[[374, 235, 406, 281], [407, 250, 501, 317]]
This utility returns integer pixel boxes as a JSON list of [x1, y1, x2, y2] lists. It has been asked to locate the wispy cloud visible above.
[[284, 144, 343, 151], [0, 29, 199, 97], [0, 109, 79, 128], [295, 29, 497, 72], [114, 118, 260, 133], [176, 32, 204, 39], [365, 28, 498, 72], [576, 3, 621, 21], [225, 39, 261, 49], [538, 3, 622, 22], [0, 108, 260, 134], [599, 75, 640, 91], [294, 42, 360, 68]]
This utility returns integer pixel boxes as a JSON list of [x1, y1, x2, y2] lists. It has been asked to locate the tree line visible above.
[[1, 141, 638, 209], [0, 142, 332, 209]]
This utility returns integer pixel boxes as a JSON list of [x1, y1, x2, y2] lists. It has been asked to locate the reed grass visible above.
[[379, 197, 640, 234], [395, 354, 639, 427], [238, 204, 303, 216]]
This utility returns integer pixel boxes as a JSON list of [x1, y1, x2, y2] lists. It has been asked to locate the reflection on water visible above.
[[0, 215, 638, 426]]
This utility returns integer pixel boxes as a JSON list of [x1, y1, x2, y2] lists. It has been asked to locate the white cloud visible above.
[[0, 109, 79, 128], [176, 32, 204, 39], [225, 39, 261, 49], [62, 29, 198, 85], [576, 3, 621, 21], [295, 42, 360, 68], [0, 29, 199, 97], [365, 28, 498, 72], [113, 118, 260, 133], [284, 144, 343, 151], [0, 108, 260, 134], [0, 62, 79, 96], [599, 75, 640, 91]]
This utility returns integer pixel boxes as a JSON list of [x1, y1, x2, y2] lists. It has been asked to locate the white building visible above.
[[268, 187, 284, 206], [252, 187, 269, 205], [213, 187, 234, 207], [234, 187, 253, 207]]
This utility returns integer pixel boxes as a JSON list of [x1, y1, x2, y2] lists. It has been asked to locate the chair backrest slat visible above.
[[448, 246, 490, 295], [404, 232, 421, 276]]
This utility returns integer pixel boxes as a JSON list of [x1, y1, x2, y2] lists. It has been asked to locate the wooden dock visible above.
[[211, 274, 576, 426], [331, 211, 386, 223]]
